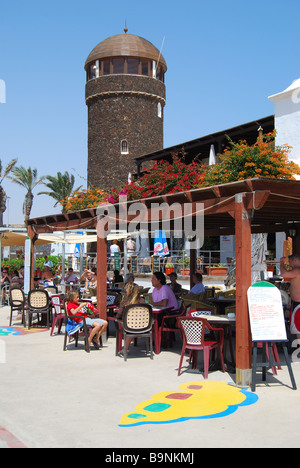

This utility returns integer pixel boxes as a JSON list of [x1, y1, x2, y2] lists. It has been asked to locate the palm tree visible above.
[[9, 166, 44, 221], [0, 158, 18, 226], [38, 171, 82, 213]]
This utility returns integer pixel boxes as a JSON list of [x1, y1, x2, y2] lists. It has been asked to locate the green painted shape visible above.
[[143, 403, 171, 413], [251, 281, 275, 288]]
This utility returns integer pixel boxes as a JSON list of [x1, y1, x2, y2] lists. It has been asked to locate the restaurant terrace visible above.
[[26, 177, 300, 386]]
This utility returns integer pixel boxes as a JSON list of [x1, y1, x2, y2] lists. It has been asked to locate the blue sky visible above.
[[1, 0, 300, 224]]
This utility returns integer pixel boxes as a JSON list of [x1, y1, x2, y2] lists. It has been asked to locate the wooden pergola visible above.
[[26, 177, 300, 386]]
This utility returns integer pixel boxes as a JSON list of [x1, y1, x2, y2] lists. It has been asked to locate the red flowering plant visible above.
[[107, 153, 207, 204], [63, 133, 300, 213], [204, 131, 300, 186]]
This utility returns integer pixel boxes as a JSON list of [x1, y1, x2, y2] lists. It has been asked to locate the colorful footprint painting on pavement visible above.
[[0, 327, 48, 336], [119, 381, 258, 427]]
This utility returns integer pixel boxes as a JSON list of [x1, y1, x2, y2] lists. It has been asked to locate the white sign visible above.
[[24, 237, 31, 294], [247, 281, 287, 342]]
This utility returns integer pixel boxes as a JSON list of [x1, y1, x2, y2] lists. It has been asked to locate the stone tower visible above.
[[85, 31, 167, 190]]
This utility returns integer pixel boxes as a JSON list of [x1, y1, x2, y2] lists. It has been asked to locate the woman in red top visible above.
[[66, 291, 108, 350]]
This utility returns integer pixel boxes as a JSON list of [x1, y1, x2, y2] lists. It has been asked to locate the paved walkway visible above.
[[0, 280, 300, 448]]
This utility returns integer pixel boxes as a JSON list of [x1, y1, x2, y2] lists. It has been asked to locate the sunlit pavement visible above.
[[0, 278, 300, 449]]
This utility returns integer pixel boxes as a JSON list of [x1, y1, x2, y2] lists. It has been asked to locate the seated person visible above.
[[66, 291, 107, 350], [124, 273, 138, 286], [187, 272, 205, 295], [34, 266, 42, 281], [39, 266, 54, 285], [18, 266, 24, 280], [53, 268, 62, 284], [167, 272, 182, 296], [81, 268, 94, 282], [64, 268, 78, 284], [11, 269, 23, 285], [152, 271, 178, 309], [113, 270, 123, 285], [1, 268, 11, 302], [116, 282, 145, 354], [152, 271, 179, 327], [1, 268, 11, 285], [84, 270, 97, 294]]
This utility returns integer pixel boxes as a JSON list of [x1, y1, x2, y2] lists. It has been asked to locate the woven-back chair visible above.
[[176, 316, 225, 379], [9, 286, 26, 326], [187, 308, 214, 337], [27, 290, 51, 329], [118, 303, 154, 361]]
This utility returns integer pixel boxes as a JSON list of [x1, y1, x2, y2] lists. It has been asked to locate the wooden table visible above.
[[207, 297, 236, 315], [197, 314, 236, 324]]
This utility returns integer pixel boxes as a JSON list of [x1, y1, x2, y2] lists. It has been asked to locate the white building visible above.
[[269, 78, 300, 169]]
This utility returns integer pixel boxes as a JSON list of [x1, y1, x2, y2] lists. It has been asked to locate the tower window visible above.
[[103, 59, 111, 75], [141, 60, 150, 76], [121, 140, 129, 154], [127, 58, 139, 74], [87, 57, 164, 81], [112, 58, 125, 74], [157, 102, 162, 118], [88, 62, 97, 80]]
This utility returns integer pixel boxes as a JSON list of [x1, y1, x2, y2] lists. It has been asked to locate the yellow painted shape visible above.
[[119, 381, 248, 426]]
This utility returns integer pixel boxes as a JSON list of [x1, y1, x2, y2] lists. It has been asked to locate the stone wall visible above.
[[86, 75, 166, 190]]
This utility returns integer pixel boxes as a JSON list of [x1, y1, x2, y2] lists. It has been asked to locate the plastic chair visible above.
[[63, 300, 90, 353], [158, 300, 184, 349], [189, 307, 235, 363], [216, 288, 236, 298], [9, 286, 26, 326], [224, 304, 236, 315], [44, 285, 58, 295], [117, 303, 154, 361], [27, 290, 52, 329], [106, 291, 121, 337], [176, 316, 225, 379], [187, 308, 213, 337], [50, 295, 65, 336], [2, 283, 11, 305], [187, 308, 213, 318], [182, 296, 217, 314]]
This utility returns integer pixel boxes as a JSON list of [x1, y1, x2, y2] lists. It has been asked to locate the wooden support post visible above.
[[190, 248, 196, 289], [97, 235, 107, 321], [235, 193, 252, 387]]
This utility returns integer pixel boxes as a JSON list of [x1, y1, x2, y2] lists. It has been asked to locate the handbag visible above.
[[82, 303, 97, 318]]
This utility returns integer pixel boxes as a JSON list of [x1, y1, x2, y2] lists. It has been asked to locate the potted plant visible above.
[[178, 255, 190, 276], [165, 263, 174, 275], [206, 263, 228, 276]]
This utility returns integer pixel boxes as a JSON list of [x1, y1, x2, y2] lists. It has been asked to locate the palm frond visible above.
[[0, 158, 18, 184]]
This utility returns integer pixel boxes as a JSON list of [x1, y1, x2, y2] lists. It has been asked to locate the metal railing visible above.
[[102, 249, 233, 276]]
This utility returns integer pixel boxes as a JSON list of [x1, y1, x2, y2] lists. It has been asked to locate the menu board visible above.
[[130, 255, 139, 274], [152, 255, 161, 273], [114, 252, 121, 271], [247, 281, 287, 342]]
